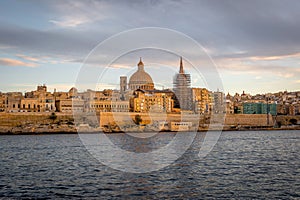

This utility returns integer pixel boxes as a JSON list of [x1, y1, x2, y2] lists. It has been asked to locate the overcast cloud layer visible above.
[[0, 0, 299, 94]]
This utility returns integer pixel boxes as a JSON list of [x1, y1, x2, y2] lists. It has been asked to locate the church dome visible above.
[[129, 58, 154, 90]]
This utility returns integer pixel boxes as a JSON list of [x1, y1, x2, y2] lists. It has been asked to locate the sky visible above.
[[0, 0, 299, 95]]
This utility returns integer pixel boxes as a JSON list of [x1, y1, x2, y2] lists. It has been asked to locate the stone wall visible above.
[[224, 114, 274, 127], [99, 112, 276, 127]]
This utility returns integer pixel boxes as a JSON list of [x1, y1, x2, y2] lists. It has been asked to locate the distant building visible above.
[[130, 89, 174, 113], [225, 93, 234, 114], [20, 98, 39, 112], [87, 100, 129, 113], [212, 91, 225, 113], [192, 88, 212, 114], [24, 85, 55, 112], [55, 99, 84, 113], [243, 102, 277, 115], [128, 58, 154, 90], [0, 93, 6, 112], [120, 76, 127, 100], [173, 57, 192, 111], [6, 92, 22, 112]]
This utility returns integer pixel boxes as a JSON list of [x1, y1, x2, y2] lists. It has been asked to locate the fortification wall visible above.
[[224, 114, 273, 126], [99, 112, 275, 127]]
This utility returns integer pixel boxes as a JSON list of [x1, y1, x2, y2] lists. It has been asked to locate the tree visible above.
[[49, 112, 57, 122], [290, 118, 297, 125], [134, 114, 142, 125]]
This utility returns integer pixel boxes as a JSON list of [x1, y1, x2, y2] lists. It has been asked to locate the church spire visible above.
[[179, 57, 184, 73]]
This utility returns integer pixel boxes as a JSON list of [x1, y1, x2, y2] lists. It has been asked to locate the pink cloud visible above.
[[0, 58, 38, 67]]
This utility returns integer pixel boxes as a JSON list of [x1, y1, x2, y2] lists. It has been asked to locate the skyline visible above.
[[1, 0, 300, 94]]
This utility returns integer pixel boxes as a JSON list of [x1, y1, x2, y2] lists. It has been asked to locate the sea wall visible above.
[[224, 114, 273, 126], [0, 112, 299, 134], [99, 112, 276, 127]]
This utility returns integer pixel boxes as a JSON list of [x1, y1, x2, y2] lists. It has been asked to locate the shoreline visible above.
[[0, 112, 299, 135], [0, 126, 299, 135]]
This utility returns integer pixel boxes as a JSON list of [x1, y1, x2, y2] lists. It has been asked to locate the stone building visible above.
[[130, 89, 174, 113], [0, 93, 6, 112], [6, 92, 22, 112], [120, 76, 127, 100], [173, 57, 192, 111], [192, 88, 212, 114], [24, 85, 55, 112], [55, 98, 84, 113], [88, 100, 129, 113], [128, 58, 154, 90], [20, 98, 39, 112], [212, 90, 225, 113]]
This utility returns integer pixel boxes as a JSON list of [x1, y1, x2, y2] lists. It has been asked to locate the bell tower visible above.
[[120, 76, 127, 100]]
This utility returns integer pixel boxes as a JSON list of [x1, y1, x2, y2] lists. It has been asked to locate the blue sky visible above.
[[0, 0, 299, 95]]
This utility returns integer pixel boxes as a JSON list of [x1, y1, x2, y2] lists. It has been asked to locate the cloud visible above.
[[1, 0, 300, 65], [247, 52, 300, 61], [0, 58, 38, 67], [109, 64, 131, 69], [49, 18, 89, 28], [0, 45, 15, 50], [0, 24, 99, 62], [48, 0, 108, 28], [1, 0, 300, 94], [218, 57, 300, 79], [17, 54, 39, 62]]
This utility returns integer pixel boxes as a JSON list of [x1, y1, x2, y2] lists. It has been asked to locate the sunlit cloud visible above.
[[275, 72, 294, 78], [248, 52, 300, 61], [109, 64, 131, 69], [48, 1, 108, 28], [17, 54, 39, 62], [218, 58, 300, 79], [49, 18, 89, 28], [0, 58, 38, 67]]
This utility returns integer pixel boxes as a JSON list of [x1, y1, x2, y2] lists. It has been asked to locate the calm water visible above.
[[0, 131, 299, 199]]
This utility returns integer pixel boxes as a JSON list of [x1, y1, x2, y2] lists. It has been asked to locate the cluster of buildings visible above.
[[225, 90, 300, 116], [0, 57, 299, 116]]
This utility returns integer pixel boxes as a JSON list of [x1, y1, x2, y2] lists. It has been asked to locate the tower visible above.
[[173, 57, 192, 111], [120, 76, 127, 100]]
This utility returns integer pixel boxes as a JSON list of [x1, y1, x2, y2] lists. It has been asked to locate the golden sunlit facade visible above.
[[130, 89, 174, 113]]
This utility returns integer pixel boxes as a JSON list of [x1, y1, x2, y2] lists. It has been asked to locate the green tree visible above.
[[49, 112, 57, 122], [134, 114, 142, 125], [290, 118, 297, 125]]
